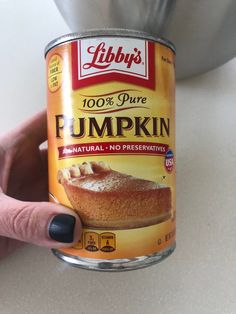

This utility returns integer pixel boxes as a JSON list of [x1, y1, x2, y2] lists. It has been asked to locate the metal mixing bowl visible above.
[[54, 0, 236, 79]]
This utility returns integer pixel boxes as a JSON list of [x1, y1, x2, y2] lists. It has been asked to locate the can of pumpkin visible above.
[[45, 29, 176, 271]]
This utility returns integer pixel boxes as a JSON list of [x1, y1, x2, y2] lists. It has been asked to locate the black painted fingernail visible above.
[[49, 214, 76, 243]]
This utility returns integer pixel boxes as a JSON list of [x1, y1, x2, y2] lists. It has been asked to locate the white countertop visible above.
[[0, 1, 236, 314]]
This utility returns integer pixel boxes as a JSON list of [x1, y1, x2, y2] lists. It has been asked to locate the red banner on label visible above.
[[58, 142, 168, 159], [71, 40, 155, 90]]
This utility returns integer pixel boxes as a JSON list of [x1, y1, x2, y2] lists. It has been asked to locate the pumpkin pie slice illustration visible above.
[[57, 161, 171, 229]]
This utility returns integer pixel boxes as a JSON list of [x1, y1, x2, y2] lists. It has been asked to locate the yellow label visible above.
[[47, 54, 63, 92], [46, 36, 176, 260]]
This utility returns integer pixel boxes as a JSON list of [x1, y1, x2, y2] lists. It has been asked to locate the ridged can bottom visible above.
[[52, 242, 176, 272]]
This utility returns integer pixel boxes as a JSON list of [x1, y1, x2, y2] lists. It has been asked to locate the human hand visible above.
[[0, 111, 82, 259]]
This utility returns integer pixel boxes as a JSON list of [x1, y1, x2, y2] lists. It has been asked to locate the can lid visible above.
[[44, 28, 176, 57]]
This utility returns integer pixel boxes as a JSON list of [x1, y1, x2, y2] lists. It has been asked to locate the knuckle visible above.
[[9, 203, 39, 240]]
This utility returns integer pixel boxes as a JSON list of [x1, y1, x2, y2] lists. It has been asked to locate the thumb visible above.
[[0, 193, 82, 248]]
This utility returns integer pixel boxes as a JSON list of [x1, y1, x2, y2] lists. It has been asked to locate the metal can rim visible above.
[[44, 28, 176, 57]]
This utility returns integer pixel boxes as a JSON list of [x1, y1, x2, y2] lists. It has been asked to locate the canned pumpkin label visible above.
[[46, 35, 176, 260]]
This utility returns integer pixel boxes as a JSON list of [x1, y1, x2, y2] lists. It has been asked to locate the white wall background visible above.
[[0, 0, 69, 132]]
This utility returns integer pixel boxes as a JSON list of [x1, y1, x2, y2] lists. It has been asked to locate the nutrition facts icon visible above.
[[85, 232, 99, 252], [100, 233, 116, 252], [72, 234, 83, 250]]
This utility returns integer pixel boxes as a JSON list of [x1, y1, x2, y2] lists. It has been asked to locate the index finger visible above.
[[1, 110, 48, 146], [20, 109, 47, 145]]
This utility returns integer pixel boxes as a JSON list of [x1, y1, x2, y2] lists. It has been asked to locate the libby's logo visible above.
[[71, 37, 155, 89], [82, 42, 142, 70]]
